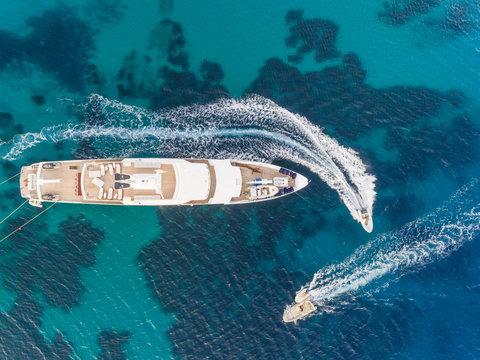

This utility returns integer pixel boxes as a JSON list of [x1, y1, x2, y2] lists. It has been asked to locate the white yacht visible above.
[[283, 290, 317, 323], [19, 158, 309, 207]]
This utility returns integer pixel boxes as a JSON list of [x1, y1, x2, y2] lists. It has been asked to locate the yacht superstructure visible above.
[[20, 158, 309, 207]]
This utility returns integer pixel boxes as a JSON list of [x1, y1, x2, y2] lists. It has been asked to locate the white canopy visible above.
[[172, 160, 210, 203], [209, 160, 242, 204]]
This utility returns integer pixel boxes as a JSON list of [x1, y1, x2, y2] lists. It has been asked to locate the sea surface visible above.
[[0, 0, 479, 359]]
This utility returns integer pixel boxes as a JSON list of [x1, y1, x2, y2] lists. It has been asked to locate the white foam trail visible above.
[[1, 94, 376, 226], [88, 94, 376, 212], [296, 179, 480, 310]]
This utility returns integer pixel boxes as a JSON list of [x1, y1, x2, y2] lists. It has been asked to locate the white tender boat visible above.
[[20, 158, 309, 207], [283, 290, 317, 323], [359, 208, 373, 233]]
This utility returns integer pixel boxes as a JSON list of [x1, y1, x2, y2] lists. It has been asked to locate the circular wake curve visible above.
[[1, 94, 376, 227]]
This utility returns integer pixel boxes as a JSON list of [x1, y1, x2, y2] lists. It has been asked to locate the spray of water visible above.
[[295, 179, 480, 312], [1, 94, 376, 226]]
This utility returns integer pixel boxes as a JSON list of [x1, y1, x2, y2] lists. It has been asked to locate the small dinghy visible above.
[[294, 289, 310, 303], [283, 290, 317, 323], [247, 185, 279, 200], [360, 208, 373, 233]]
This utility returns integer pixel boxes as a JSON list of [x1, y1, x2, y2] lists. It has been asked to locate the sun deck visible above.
[[82, 161, 177, 203]]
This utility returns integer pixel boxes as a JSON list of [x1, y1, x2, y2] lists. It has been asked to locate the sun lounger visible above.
[[115, 164, 121, 173], [108, 164, 114, 175], [115, 173, 130, 180], [100, 165, 105, 176], [89, 170, 101, 178], [134, 195, 162, 201], [115, 182, 130, 189], [92, 177, 104, 188], [117, 188, 123, 200], [107, 188, 113, 199], [97, 187, 103, 199], [133, 161, 162, 168]]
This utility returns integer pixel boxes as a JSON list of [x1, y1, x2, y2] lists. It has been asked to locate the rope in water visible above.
[[0, 173, 20, 186], [0, 202, 57, 245], [0, 199, 29, 225]]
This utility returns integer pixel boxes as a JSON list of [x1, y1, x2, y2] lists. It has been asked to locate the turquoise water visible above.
[[0, 0, 479, 358], [39, 206, 174, 359]]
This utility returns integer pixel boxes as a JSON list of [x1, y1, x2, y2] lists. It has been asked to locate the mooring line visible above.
[[0, 202, 57, 244], [0, 199, 29, 225], [0, 173, 20, 186]]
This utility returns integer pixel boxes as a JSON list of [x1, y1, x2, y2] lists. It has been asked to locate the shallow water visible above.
[[0, 0, 479, 359]]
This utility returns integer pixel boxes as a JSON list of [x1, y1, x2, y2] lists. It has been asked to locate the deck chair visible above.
[[92, 177, 104, 188], [89, 170, 101, 178]]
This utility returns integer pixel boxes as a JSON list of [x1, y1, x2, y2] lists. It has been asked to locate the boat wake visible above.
[[1, 94, 376, 228], [293, 179, 480, 314]]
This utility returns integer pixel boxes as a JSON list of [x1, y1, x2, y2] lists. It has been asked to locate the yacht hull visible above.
[[283, 291, 317, 323], [20, 158, 309, 207]]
